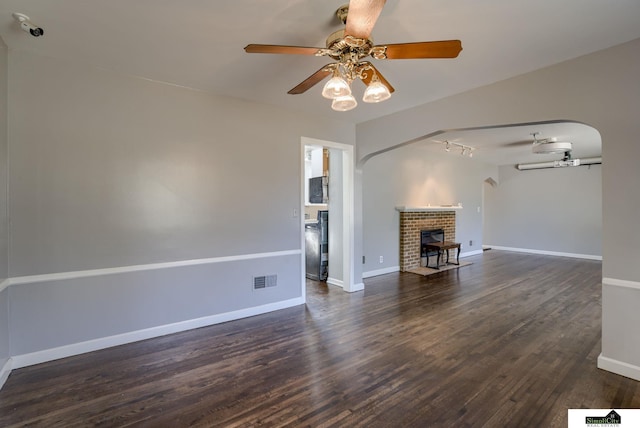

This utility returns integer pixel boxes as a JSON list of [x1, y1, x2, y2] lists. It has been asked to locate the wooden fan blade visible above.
[[244, 44, 322, 55], [359, 64, 395, 93], [379, 40, 462, 59], [344, 0, 386, 39], [288, 66, 333, 94]]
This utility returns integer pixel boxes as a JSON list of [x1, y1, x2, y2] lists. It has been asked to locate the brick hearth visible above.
[[399, 210, 456, 271]]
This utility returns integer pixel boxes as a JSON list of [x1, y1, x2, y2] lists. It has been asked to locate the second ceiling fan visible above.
[[244, 0, 463, 111]]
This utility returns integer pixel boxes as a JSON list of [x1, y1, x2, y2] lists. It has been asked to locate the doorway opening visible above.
[[301, 137, 355, 298]]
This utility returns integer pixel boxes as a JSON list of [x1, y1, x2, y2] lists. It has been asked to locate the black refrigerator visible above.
[[305, 210, 328, 281]]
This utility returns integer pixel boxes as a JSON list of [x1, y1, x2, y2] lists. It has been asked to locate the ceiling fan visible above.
[[244, 0, 462, 111], [530, 132, 573, 155]]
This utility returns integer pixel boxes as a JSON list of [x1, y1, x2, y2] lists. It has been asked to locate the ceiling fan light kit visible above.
[[530, 132, 573, 154], [362, 77, 391, 103], [244, 0, 462, 112], [332, 94, 359, 111], [321, 74, 352, 99], [532, 140, 573, 154]]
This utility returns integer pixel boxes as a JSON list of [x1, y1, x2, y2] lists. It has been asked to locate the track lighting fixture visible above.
[[438, 140, 474, 158]]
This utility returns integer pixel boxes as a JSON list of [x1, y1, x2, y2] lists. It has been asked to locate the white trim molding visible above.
[[9, 249, 301, 286], [483, 245, 601, 261], [396, 205, 462, 212], [0, 358, 12, 390], [326, 277, 344, 288], [12, 297, 304, 369], [599, 278, 640, 381], [348, 282, 365, 293], [460, 249, 483, 258], [597, 354, 640, 382], [603, 277, 640, 290], [0, 278, 9, 294], [363, 266, 400, 279]]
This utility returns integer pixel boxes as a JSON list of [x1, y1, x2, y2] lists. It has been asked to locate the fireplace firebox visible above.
[[421, 228, 445, 258]]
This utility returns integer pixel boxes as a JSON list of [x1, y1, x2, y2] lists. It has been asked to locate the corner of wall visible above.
[[0, 37, 10, 389]]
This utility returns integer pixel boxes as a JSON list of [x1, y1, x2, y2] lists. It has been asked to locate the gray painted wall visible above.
[[7, 50, 354, 358], [484, 164, 602, 257], [2, 35, 639, 381], [8, 51, 354, 276], [9, 255, 301, 355], [0, 38, 9, 372], [362, 143, 496, 275], [356, 39, 640, 374]]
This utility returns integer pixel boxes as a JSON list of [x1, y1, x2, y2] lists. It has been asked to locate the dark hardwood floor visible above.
[[1, 251, 638, 427]]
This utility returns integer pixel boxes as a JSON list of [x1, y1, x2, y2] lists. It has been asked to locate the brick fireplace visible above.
[[397, 207, 459, 271]]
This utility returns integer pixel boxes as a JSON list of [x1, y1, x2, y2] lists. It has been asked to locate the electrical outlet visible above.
[[362, 256, 366, 264], [379, 256, 384, 263], [469, 240, 473, 246]]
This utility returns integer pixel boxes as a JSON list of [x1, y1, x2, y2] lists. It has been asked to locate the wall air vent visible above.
[[253, 275, 277, 290]]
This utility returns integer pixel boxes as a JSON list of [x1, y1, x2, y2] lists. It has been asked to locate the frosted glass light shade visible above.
[[331, 94, 358, 111], [362, 80, 391, 103], [322, 76, 351, 99]]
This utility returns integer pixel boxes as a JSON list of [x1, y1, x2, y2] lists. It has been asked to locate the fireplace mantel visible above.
[[396, 205, 462, 212]]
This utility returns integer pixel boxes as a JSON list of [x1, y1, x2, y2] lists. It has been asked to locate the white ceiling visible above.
[[1, 0, 638, 163]]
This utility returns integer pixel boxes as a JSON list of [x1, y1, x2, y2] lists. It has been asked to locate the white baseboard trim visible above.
[[460, 249, 483, 258], [603, 277, 640, 290], [597, 354, 640, 381], [483, 245, 602, 261], [346, 282, 365, 293], [9, 249, 302, 286], [326, 277, 344, 288], [0, 358, 12, 390], [362, 266, 400, 278], [11, 296, 304, 370]]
